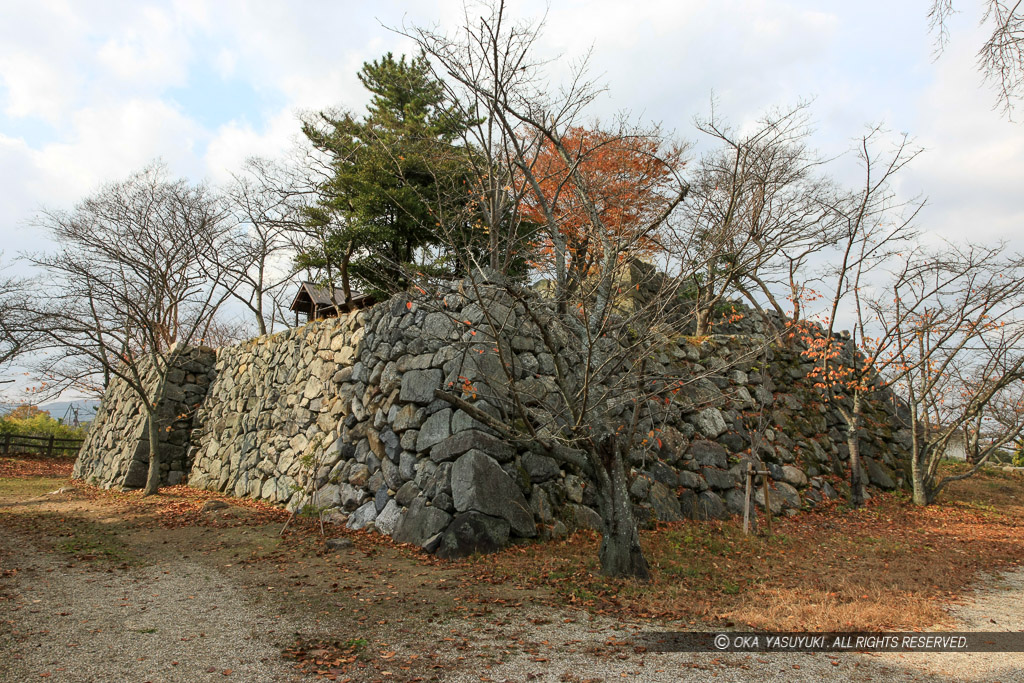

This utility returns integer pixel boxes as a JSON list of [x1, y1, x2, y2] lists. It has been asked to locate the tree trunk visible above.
[[694, 307, 710, 337], [910, 446, 935, 505], [594, 441, 650, 580], [143, 409, 162, 496], [846, 422, 864, 508]]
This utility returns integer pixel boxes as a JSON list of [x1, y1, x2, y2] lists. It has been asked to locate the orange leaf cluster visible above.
[[519, 127, 681, 270]]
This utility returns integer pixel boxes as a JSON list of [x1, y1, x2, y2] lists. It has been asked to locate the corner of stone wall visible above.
[[73, 346, 217, 490]]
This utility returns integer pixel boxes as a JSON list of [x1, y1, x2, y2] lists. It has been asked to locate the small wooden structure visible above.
[[743, 462, 773, 536], [289, 282, 373, 324]]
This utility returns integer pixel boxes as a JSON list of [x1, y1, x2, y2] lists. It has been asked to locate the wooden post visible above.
[[762, 473, 773, 537], [46, 434, 55, 457], [2, 433, 9, 456], [743, 463, 753, 535]]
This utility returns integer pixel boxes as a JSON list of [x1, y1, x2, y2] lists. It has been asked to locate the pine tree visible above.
[[299, 52, 473, 299]]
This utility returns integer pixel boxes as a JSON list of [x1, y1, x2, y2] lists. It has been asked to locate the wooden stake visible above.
[[743, 463, 753, 535]]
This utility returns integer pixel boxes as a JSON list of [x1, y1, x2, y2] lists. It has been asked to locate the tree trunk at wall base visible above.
[[143, 411, 162, 496], [594, 441, 651, 580], [846, 423, 864, 508], [694, 308, 711, 337], [911, 453, 933, 506]]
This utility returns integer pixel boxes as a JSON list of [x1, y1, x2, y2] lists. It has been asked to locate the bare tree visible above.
[[29, 163, 232, 495], [0, 259, 39, 373], [218, 157, 307, 335], [799, 127, 922, 507], [672, 103, 839, 335], [402, 1, 698, 579], [877, 243, 1024, 504], [929, 0, 1024, 115]]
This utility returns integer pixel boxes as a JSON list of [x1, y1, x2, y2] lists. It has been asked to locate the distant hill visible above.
[[38, 400, 100, 424]]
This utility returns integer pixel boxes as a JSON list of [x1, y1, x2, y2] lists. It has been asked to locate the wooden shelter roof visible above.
[[289, 281, 372, 317]]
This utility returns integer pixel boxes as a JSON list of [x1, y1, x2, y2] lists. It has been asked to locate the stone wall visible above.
[[187, 311, 367, 505], [74, 346, 216, 489], [75, 275, 912, 557]]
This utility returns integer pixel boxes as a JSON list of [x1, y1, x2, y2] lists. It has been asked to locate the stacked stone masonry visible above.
[[74, 346, 217, 490], [75, 277, 912, 557]]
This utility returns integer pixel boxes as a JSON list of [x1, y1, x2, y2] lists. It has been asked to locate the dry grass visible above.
[[0, 452, 73, 479], [3, 452, 1023, 635], [456, 466, 1024, 631]]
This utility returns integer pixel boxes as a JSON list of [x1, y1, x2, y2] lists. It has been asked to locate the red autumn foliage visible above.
[[519, 127, 684, 275]]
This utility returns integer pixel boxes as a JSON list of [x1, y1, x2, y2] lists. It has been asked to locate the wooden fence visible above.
[[1, 433, 84, 457]]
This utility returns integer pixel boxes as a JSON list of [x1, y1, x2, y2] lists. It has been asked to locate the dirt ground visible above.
[[3, 459, 1024, 682]]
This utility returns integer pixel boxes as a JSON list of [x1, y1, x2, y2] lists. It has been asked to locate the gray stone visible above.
[[416, 409, 452, 452], [701, 467, 737, 491], [646, 481, 684, 521], [781, 465, 808, 488], [564, 474, 586, 504], [393, 496, 453, 546], [346, 501, 378, 530], [380, 428, 401, 462], [865, 458, 897, 490], [451, 450, 535, 538], [690, 408, 727, 438], [629, 474, 652, 500], [566, 503, 603, 531], [521, 452, 561, 482], [717, 431, 746, 453], [400, 429, 419, 451], [375, 500, 403, 535], [399, 451, 418, 482], [773, 481, 802, 508], [645, 461, 680, 487], [677, 470, 707, 491], [422, 533, 443, 553], [431, 491, 454, 512], [395, 481, 421, 507], [202, 499, 229, 512], [374, 486, 390, 513], [689, 440, 728, 469], [325, 537, 354, 550], [400, 369, 441, 404], [381, 457, 404, 489], [435, 511, 510, 559], [754, 487, 784, 515], [430, 429, 515, 464], [422, 461, 453, 499], [724, 488, 747, 515], [696, 491, 728, 520]]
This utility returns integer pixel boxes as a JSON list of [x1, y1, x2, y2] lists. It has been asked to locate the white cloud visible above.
[[905, 19, 1024, 245], [94, 5, 192, 89], [0, 53, 74, 122], [203, 108, 302, 185]]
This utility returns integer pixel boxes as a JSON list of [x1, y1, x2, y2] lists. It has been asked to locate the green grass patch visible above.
[[0, 475, 66, 500]]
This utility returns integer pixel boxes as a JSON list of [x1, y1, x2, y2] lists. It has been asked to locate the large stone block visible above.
[[435, 511, 510, 558], [430, 429, 515, 464], [393, 496, 452, 547], [451, 450, 535, 537], [400, 369, 442, 404]]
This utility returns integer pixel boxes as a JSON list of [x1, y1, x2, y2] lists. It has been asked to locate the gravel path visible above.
[[0, 544, 314, 683], [3, 528, 1023, 682]]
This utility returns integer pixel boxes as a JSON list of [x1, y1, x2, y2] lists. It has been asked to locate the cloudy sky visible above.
[[0, 1, 1021, 401], [2, 0, 1022, 259]]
